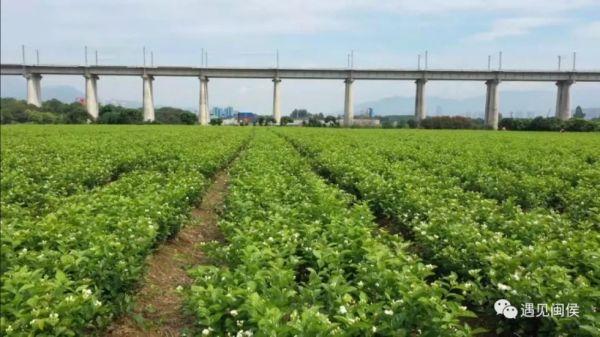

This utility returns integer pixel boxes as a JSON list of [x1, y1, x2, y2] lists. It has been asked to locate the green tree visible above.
[[290, 109, 309, 119], [280, 116, 294, 125], [155, 107, 197, 124], [63, 103, 90, 124], [98, 104, 143, 124], [574, 106, 585, 119], [323, 116, 339, 127]]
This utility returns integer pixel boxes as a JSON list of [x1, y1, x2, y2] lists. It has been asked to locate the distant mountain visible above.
[[2, 76, 597, 118], [1, 76, 85, 103], [356, 90, 600, 118], [0, 77, 201, 111], [583, 108, 600, 119]]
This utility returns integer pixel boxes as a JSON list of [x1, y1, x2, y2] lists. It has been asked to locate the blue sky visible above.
[[2, 0, 600, 114]]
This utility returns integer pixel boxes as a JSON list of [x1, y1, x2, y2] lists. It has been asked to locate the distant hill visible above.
[[582, 108, 600, 119], [1, 77, 85, 103], [2, 76, 597, 118], [356, 90, 600, 118]]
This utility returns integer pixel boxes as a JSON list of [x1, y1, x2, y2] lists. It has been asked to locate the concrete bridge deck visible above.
[[2, 63, 600, 81], [2, 63, 599, 128]]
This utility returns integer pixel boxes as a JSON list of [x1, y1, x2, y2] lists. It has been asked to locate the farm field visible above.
[[1, 125, 599, 336]]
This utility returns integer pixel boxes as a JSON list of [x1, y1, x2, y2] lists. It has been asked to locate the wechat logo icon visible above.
[[495, 299, 518, 319]]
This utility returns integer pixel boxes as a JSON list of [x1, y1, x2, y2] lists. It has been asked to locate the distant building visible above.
[[237, 112, 256, 124], [353, 118, 380, 127], [367, 107, 374, 118], [210, 106, 238, 119], [224, 106, 235, 118], [287, 119, 305, 126], [221, 118, 239, 125], [211, 107, 223, 118]]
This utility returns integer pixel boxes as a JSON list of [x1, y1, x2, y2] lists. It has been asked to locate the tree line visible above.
[[0, 98, 197, 125], [1, 98, 598, 131]]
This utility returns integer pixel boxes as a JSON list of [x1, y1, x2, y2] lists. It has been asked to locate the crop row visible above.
[[0, 126, 251, 336], [372, 132, 599, 224], [279, 129, 599, 336], [301, 129, 599, 223], [280, 129, 598, 261], [1, 126, 246, 220], [186, 131, 475, 336]]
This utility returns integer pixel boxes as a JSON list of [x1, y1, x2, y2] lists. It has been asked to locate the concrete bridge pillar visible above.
[[343, 78, 354, 127], [199, 76, 209, 125], [85, 74, 99, 120], [555, 80, 573, 120], [485, 79, 500, 130], [414, 79, 427, 123], [25, 73, 42, 107], [142, 75, 155, 122], [272, 78, 281, 125]]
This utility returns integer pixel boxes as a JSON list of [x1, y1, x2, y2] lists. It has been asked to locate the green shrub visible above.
[[420, 116, 483, 129]]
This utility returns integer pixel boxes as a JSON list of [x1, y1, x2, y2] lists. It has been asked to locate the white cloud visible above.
[[469, 17, 565, 41], [574, 21, 600, 39], [2, 0, 599, 113], [362, 0, 597, 14]]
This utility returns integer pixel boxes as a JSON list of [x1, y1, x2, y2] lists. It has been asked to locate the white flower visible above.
[[236, 320, 244, 327], [82, 288, 92, 299], [497, 283, 511, 291], [202, 328, 211, 336], [176, 285, 183, 292], [244, 331, 253, 337], [6, 325, 13, 333], [230, 309, 238, 317], [30, 319, 37, 326], [339, 305, 348, 314], [384, 309, 394, 316], [357, 281, 364, 287], [94, 300, 102, 307], [372, 326, 377, 332]]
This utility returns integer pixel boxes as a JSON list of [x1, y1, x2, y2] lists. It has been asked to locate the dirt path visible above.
[[105, 169, 229, 337]]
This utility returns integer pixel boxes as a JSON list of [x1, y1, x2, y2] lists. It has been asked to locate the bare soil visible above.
[[105, 170, 229, 337]]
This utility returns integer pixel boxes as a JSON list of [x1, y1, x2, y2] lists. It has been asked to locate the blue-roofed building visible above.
[[237, 112, 256, 124]]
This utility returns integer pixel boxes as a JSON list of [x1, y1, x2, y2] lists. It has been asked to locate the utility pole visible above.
[[498, 51, 502, 70], [350, 50, 354, 69], [143, 46, 146, 67], [488, 55, 491, 70], [418, 54, 421, 70], [85, 46, 88, 66], [558, 55, 562, 71], [21, 45, 26, 65], [276, 49, 280, 68], [151, 51, 154, 67], [95, 50, 98, 66], [572, 52, 576, 71], [36, 49, 39, 65], [201, 48, 205, 67], [424, 50, 428, 70]]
